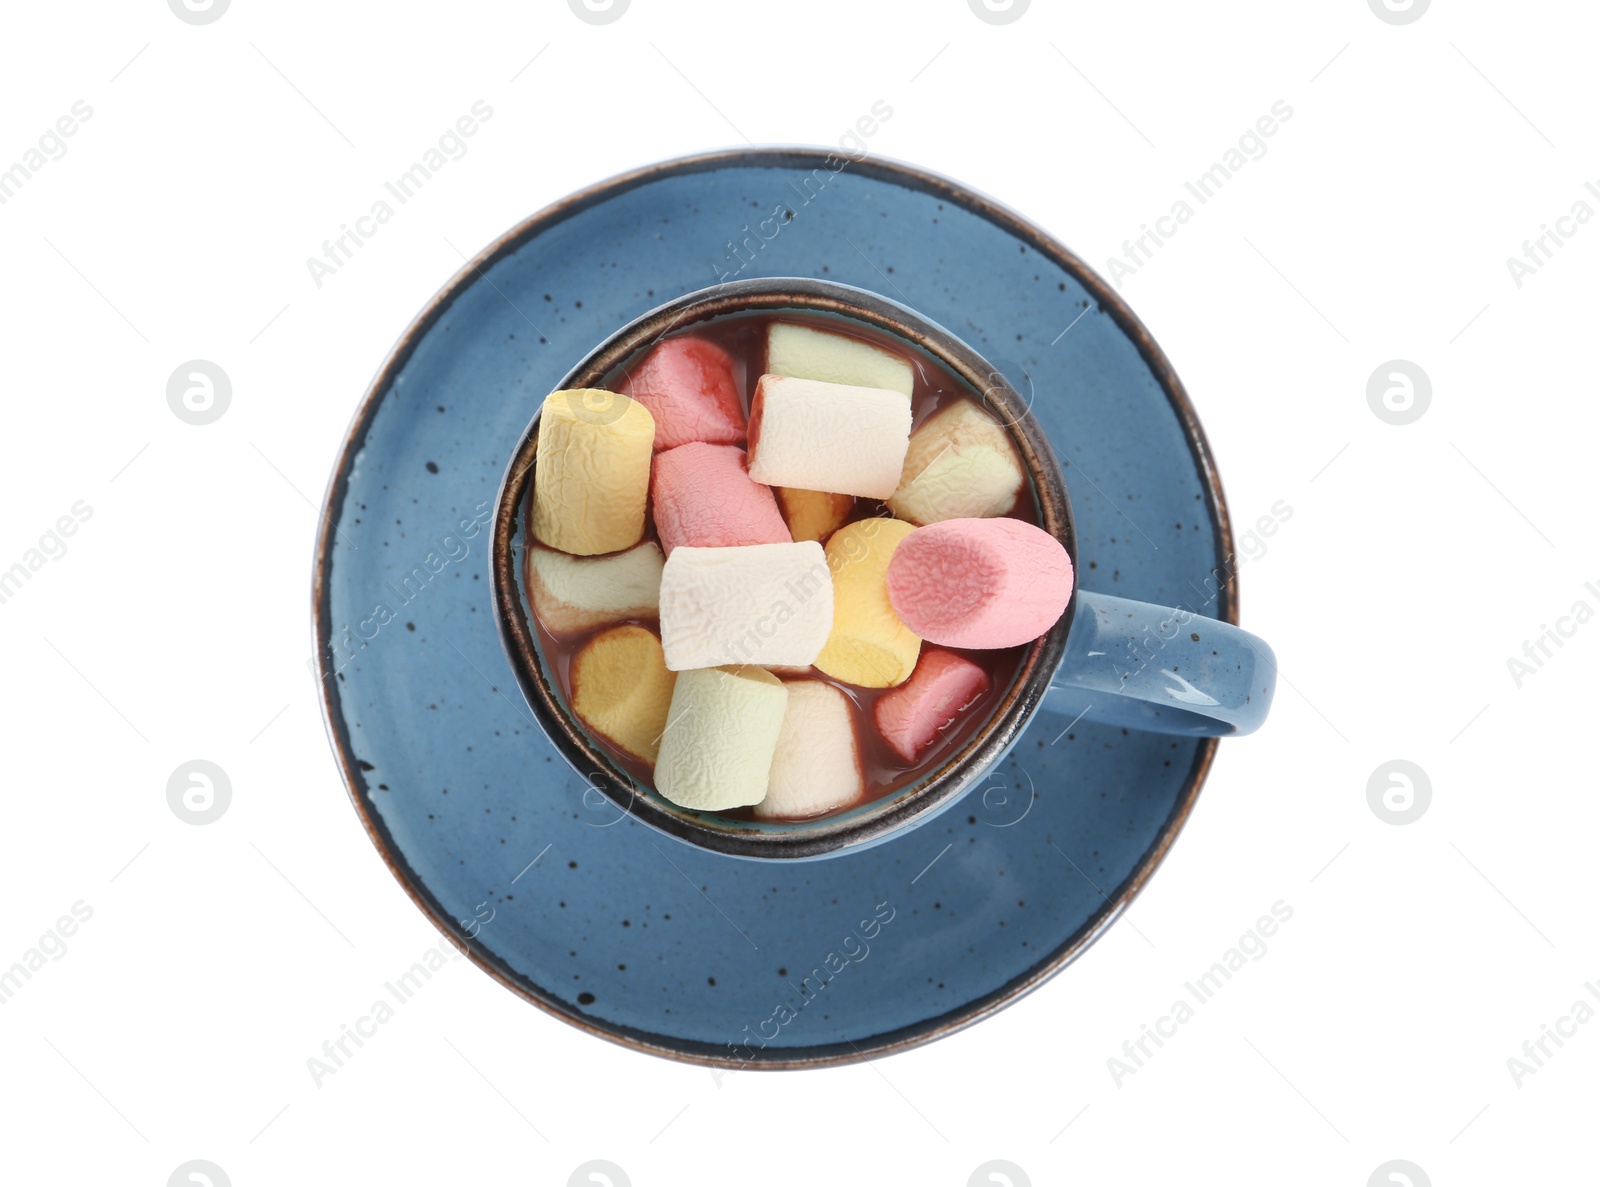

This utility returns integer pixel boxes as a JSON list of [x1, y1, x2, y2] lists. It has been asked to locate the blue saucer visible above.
[[314, 149, 1238, 1067]]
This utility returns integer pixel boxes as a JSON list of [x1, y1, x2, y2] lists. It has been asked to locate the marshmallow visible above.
[[756, 681, 864, 819], [776, 487, 854, 543], [767, 322, 914, 397], [658, 542, 833, 671], [532, 389, 655, 555], [814, 518, 921, 688], [873, 648, 992, 763], [889, 400, 1025, 525], [887, 518, 1074, 649], [651, 442, 792, 556], [655, 666, 788, 811], [570, 625, 677, 763], [619, 335, 747, 451], [747, 375, 912, 500], [527, 541, 663, 633]]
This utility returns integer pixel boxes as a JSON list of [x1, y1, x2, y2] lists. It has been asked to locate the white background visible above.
[[1, 1, 1594, 1184]]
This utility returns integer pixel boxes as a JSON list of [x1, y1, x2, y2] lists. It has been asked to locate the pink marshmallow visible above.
[[651, 442, 792, 557], [619, 336, 746, 451], [874, 649, 991, 763], [886, 518, 1073, 649]]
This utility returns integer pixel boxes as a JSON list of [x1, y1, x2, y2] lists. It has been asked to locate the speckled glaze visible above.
[[314, 148, 1254, 1068]]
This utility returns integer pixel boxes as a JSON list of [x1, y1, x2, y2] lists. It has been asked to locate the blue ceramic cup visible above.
[[490, 278, 1275, 860]]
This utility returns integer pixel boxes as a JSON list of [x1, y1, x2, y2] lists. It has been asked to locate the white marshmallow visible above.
[[657, 542, 834, 671], [767, 322, 915, 397], [526, 541, 664, 633], [755, 681, 864, 819], [655, 666, 788, 811], [747, 376, 912, 500]]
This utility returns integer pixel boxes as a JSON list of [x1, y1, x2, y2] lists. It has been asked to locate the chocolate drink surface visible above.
[[528, 311, 1040, 820]]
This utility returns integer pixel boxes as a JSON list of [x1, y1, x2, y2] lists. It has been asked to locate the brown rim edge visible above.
[[311, 146, 1239, 1071]]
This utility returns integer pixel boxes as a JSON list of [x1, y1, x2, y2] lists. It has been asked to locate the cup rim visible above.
[[489, 276, 1077, 860]]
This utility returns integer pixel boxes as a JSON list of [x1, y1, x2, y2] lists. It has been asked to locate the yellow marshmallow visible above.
[[776, 487, 853, 543], [570, 625, 676, 763], [532, 388, 654, 555], [814, 518, 921, 688]]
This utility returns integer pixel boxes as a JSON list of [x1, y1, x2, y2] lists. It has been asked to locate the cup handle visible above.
[[1044, 591, 1277, 737]]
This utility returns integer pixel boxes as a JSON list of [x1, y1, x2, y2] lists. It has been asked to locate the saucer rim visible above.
[[311, 145, 1238, 1069]]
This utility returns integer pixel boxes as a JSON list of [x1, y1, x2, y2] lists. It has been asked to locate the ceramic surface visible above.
[[314, 148, 1246, 1067]]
